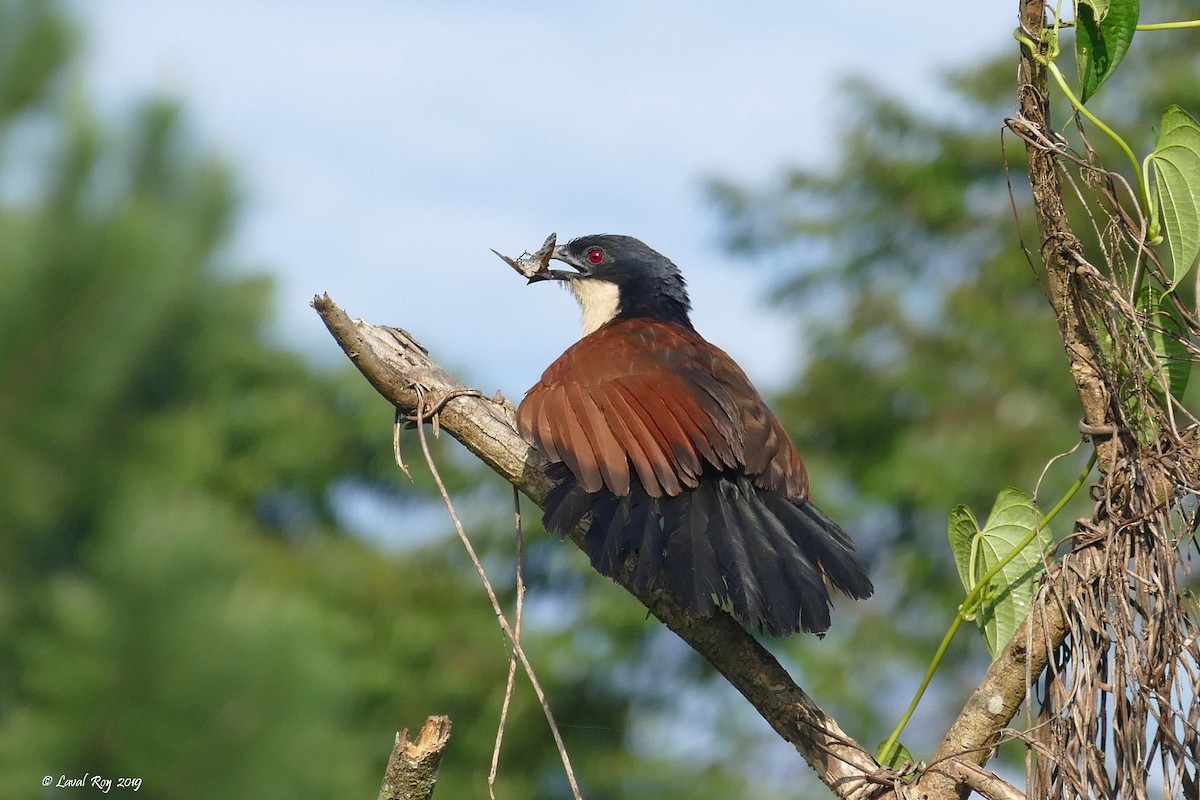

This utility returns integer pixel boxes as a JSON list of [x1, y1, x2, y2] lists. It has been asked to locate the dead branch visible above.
[[377, 716, 452, 800], [315, 290, 1091, 800], [311, 294, 897, 799]]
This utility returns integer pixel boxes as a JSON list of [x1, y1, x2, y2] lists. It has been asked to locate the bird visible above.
[[516, 234, 872, 636]]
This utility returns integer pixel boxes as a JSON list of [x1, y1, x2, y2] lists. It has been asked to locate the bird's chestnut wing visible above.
[[518, 320, 808, 501]]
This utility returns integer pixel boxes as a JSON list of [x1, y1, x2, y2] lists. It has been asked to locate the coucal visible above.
[[517, 234, 872, 635]]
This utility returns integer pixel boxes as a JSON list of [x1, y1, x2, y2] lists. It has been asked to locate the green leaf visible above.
[[1074, 0, 1139, 104], [1148, 105, 1200, 286], [1140, 285, 1191, 402], [947, 504, 981, 596], [876, 739, 915, 773], [947, 488, 1049, 657]]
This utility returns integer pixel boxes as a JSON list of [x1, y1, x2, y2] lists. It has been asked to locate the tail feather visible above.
[[628, 495, 664, 593], [540, 465, 873, 635], [544, 463, 593, 533], [762, 494, 875, 601], [660, 484, 723, 615], [736, 488, 826, 635], [585, 491, 621, 573], [703, 480, 769, 624]]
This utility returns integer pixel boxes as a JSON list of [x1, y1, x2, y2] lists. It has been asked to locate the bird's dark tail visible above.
[[542, 465, 873, 636]]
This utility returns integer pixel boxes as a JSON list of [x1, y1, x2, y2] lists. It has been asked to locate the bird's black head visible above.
[[533, 234, 693, 336]]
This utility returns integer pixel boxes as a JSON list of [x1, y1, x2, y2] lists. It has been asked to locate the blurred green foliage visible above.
[[6, 0, 1199, 797], [0, 2, 767, 798], [710, 4, 1200, 763]]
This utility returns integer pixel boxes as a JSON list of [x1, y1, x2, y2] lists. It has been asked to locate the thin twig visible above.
[[393, 407, 411, 479], [1033, 437, 1084, 502], [413, 391, 584, 800], [488, 487, 526, 799]]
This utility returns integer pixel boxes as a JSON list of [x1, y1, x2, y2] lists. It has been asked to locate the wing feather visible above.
[[566, 382, 630, 495], [518, 319, 807, 501], [619, 375, 702, 484], [590, 387, 659, 497], [533, 388, 563, 462], [601, 382, 679, 497], [665, 372, 742, 469], [651, 385, 722, 468], [553, 386, 604, 492], [702, 338, 807, 499]]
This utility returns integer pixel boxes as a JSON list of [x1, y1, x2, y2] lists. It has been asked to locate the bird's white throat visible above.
[[568, 279, 620, 337]]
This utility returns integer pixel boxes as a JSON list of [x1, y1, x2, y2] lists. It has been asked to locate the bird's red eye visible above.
[[586, 247, 605, 265]]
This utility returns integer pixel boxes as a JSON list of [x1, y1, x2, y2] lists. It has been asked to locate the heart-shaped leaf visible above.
[[1075, 0, 1139, 104], [1140, 285, 1191, 402], [876, 739, 915, 772], [1148, 105, 1200, 286], [947, 488, 1049, 657], [947, 504, 982, 596]]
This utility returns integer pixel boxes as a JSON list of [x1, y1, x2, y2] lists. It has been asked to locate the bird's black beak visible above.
[[526, 245, 588, 284], [552, 244, 593, 276], [526, 268, 579, 284]]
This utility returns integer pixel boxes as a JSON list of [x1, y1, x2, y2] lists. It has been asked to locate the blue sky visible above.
[[72, 1, 1015, 397]]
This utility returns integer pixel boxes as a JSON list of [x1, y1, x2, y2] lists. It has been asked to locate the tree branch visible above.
[[377, 716, 453, 800], [938, 760, 1026, 800], [1012, 0, 1123, 477], [917, 546, 1102, 799], [311, 294, 886, 799], [915, 1, 1135, 795]]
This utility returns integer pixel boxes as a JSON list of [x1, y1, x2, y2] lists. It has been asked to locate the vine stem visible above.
[[1012, 30, 1158, 245], [876, 451, 1098, 766], [1136, 20, 1200, 31], [1049, 20, 1200, 31]]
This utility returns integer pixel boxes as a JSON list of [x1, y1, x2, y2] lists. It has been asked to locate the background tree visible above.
[[708, 0, 1200, 768], [7, 0, 1200, 797], [321, 1, 1200, 797], [0, 2, 770, 798]]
